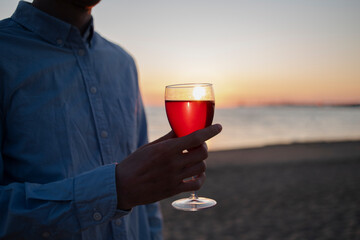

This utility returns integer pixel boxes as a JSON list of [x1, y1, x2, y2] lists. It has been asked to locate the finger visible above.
[[179, 160, 206, 181], [179, 124, 222, 150], [179, 143, 208, 168], [177, 172, 206, 193]]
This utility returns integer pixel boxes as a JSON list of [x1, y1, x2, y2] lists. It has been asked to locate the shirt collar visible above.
[[11, 1, 94, 46], [82, 18, 94, 46]]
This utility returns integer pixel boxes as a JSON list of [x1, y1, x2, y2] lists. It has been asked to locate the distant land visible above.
[[235, 102, 360, 108]]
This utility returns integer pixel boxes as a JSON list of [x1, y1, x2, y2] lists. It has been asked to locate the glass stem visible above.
[[190, 191, 198, 200], [190, 175, 198, 200]]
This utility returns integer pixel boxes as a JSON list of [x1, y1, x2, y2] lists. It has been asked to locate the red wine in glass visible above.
[[165, 100, 214, 137]]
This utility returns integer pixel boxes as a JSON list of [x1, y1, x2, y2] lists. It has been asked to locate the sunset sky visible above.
[[1, 0, 360, 107]]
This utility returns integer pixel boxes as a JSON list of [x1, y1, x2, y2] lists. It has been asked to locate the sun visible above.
[[192, 86, 206, 100]]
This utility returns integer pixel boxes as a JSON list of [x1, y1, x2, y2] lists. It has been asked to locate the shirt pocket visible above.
[[117, 97, 138, 155]]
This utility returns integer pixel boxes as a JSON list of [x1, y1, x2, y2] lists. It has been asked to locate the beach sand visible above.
[[160, 141, 360, 240]]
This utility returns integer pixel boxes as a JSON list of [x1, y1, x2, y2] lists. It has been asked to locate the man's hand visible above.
[[115, 124, 222, 210]]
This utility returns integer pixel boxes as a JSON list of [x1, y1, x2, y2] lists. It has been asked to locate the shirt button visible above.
[[90, 86, 97, 94], [56, 39, 63, 45], [42, 232, 50, 238], [93, 212, 102, 221], [78, 49, 85, 56], [101, 131, 108, 138], [115, 219, 122, 226]]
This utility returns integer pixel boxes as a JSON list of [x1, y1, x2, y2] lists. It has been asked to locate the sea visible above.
[[145, 105, 360, 151]]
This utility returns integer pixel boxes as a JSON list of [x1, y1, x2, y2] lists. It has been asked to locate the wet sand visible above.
[[160, 141, 360, 240]]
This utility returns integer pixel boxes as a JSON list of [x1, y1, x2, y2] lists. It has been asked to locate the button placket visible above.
[[73, 42, 112, 164]]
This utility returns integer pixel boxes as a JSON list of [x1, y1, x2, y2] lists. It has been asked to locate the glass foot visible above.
[[172, 197, 217, 211]]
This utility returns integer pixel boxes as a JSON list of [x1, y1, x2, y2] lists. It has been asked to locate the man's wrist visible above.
[[115, 164, 132, 210]]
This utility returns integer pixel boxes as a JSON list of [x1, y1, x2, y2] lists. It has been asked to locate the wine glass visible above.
[[165, 83, 216, 211]]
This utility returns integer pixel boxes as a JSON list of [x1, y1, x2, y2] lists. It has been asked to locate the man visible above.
[[0, 0, 222, 239]]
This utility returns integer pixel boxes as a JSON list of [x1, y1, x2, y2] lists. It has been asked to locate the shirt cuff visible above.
[[74, 164, 129, 229]]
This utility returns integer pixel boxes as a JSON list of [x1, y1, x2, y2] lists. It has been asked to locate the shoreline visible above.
[[207, 140, 360, 167]]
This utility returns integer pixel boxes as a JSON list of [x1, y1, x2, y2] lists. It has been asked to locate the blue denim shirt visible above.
[[0, 1, 162, 239]]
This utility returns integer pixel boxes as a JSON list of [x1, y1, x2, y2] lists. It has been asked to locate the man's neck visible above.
[[32, 0, 93, 35]]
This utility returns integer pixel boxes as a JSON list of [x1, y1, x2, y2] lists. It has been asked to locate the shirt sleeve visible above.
[[0, 111, 128, 238]]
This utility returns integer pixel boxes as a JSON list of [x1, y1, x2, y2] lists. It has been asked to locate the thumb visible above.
[[179, 124, 222, 150]]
